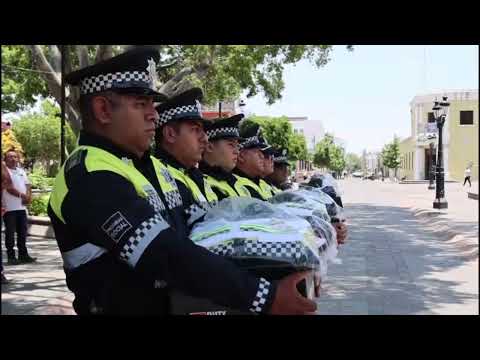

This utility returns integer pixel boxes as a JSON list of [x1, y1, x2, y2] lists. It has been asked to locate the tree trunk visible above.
[[26, 45, 83, 136]]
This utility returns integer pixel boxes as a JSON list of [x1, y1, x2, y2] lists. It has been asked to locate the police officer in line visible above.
[[48, 47, 316, 315], [257, 135, 278, 198], [154, 88, 219, 228], [199, 114, 251, 200], [232, 124, 273, 201], [266, 147, 292, 192]]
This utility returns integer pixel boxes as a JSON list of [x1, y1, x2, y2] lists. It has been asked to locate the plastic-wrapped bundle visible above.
[[319, 173, 342, 196], [296, 186, 346, 222], [268, 191, 339, 276], [305, 173, 343, 208], [268, 190, 331, 222], [191, 197, 324, 272]]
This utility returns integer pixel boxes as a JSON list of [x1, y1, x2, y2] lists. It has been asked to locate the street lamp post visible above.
[[239, 99, 246, 115], [428, 141, 435, 190], [433, 96, 449, 209]]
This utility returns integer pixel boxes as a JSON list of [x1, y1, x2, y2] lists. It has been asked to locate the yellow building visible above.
[[398, 136, 415, 180], [404, 90, 478, 182]]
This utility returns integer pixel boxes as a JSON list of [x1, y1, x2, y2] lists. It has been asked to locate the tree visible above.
[[12, 100, 77, 176], [242, 116, 308, 162], [345, 152, 362, 173], [329, 146, 346, 174], [313, 133, 346, 173], [313, 133, 335, 168], [2, 45, 353, 136], [1, 46, 50, 114], [381, 135, 401, 178], [1, 128, 24, 160]]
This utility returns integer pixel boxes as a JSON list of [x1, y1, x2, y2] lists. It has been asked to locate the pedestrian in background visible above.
[[463, 164, 472, 187], [2, 149, 36, 265]]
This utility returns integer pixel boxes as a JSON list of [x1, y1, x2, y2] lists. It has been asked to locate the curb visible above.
[[467, 192, 478, 200]]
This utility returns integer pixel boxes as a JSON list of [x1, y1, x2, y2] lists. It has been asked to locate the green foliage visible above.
[[242, 116, 308, 161], [2, 45, 353, 133], [28, 168, 55, 190], [313, 133, 335, 168], [329, 146, 346, 173], [345, 153, 362, 173], [381, 135, 401, 173], [313, 133, 346, 172], [28, 194, 50, 216], [1, 45, 49, 114], [12, 100, 77, 175]]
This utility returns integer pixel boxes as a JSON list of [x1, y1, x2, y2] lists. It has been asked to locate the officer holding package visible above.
[[154, 88, 219, 228], [199, 114, 251, 200], [48, 47, 316, 315], [266, 147, 292, 191], [233, 124, 273, 201]]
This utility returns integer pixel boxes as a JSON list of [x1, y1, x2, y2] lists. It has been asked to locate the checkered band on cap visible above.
[[239, 136, 259, 149], [249, 277, 271, 313], [80, 71, 152, 95], [156, 101, 203, 127], [206, 127, 240, 141]]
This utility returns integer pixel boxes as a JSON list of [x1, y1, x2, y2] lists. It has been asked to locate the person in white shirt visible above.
[[2, 149, 36, 264], [463, 165, 472, 187]]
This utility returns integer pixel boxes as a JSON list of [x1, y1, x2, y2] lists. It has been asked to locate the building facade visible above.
[[201, 100, 239, 120], [288, 117, 325, 152], [401, 90, 478, 181]]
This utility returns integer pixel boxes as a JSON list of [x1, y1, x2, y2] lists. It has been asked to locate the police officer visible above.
[[48, 47, 316, 315], [199, 114, 251, 200], [264, 147, 291, 192], [154, 88, 218, 228], [257, 135, 278, 198], [233, 124, 273, 201]]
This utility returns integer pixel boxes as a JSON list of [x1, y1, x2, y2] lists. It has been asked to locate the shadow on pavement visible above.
[[318, 203, 478, 315]]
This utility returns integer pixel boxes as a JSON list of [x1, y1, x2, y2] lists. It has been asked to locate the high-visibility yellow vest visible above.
[[50, 145, 178, 224], [166, 165, 218, 206], [205, 175, 251, 199], [233, 175, 271, 201]]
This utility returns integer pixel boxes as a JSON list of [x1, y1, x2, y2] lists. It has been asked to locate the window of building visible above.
[[460, 111, 474, 125], [427, 112, 435, 123]]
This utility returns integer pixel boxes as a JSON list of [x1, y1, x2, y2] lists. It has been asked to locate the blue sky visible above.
[[243, 45, 479, 155]]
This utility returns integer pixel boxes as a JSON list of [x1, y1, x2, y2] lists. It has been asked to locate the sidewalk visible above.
[[1, 236, 75, 315]]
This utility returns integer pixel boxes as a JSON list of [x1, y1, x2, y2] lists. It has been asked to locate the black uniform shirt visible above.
[[48, 131, 276, 315]]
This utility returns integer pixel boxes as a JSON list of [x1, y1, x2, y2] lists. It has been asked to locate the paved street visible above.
[[316, 178, 478, 315], [1, 178, 478, 315]]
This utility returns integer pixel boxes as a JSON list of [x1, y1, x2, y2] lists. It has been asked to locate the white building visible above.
[[288, 117, 325, 152]]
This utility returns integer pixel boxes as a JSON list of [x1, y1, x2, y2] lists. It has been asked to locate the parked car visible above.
[[352, 171, 364, 178]]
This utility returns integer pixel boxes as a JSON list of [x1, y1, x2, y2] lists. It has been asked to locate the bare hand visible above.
[[314, 272, 322, 298], [20, 193, 30, 205], [269, 271, 317, 315], [334, 221, 348, 245]]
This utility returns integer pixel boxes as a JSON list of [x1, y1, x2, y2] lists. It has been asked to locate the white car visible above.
[[352, 171, 363, 178]]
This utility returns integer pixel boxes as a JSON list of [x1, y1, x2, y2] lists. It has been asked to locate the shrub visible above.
[[28, 194, 50, 216]]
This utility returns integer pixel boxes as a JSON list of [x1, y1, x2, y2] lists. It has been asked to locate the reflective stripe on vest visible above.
[[166, 165, 218, 205], [49, 145, 176, 224], [206, 175, 250, 198], [271, 185, 282, 195], [259, 179, 274, 199], [233, 175, 271, 201]]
